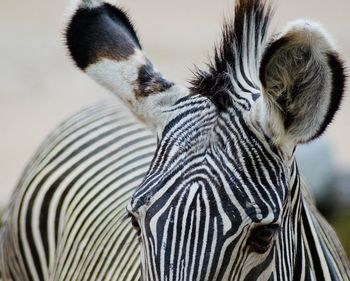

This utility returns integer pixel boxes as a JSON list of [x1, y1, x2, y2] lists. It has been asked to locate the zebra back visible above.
[[0, 99, 156, 281]]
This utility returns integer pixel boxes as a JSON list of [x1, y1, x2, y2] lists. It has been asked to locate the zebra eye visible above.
[[248, 225, 279, 253]]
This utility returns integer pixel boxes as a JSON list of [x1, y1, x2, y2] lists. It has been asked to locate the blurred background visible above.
[[1, 0, 350, 254]]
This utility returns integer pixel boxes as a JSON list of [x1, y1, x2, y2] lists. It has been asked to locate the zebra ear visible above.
[[66, 0, 187, 132], [259, 20, 346, 145]]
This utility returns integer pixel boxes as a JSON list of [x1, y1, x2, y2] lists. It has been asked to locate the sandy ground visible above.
[[1, 0, 350, 206]]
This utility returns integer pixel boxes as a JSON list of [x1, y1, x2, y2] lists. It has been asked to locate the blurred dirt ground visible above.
[[1, 1, 350, 207]]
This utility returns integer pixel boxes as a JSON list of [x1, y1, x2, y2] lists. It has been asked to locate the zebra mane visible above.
[[190, 0, 273, 110]]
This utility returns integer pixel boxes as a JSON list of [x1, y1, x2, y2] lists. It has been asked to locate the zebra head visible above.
[[66, 0, 346, 280]]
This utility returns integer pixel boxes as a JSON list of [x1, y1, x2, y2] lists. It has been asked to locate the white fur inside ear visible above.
[[260, 20, 339, 145]]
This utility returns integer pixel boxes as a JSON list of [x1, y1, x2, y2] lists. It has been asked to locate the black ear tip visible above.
[[104, 3, 141, 49], [65, 2, 141, 70]]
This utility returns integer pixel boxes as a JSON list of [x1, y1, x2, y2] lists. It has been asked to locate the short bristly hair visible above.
[[190, 0, 273, 110]]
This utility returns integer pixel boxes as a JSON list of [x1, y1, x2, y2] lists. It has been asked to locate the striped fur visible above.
[[0, 100, 156, 280], [0, 0, 349, 280]]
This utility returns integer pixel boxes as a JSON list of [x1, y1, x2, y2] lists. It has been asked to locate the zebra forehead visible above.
[[131, 133, 288, 218]]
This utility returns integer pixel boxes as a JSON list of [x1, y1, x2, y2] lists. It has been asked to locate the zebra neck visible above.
[[292, 177, 350, 280]]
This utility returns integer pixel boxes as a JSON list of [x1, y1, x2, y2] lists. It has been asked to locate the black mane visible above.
[[190, 0, 273, 110]]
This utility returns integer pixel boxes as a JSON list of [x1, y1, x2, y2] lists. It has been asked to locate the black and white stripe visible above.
[[1, 0, 349, 280], [0, 100, 156, 280]]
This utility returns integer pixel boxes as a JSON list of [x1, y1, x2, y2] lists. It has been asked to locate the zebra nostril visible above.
[[248, 225, 280, 254]]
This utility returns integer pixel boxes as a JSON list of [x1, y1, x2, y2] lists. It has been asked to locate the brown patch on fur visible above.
[[96, 46, 135, 63], [134, 61, 174, 97]]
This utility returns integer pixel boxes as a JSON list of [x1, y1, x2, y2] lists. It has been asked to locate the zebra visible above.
[[1, 0, 350, 280]]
